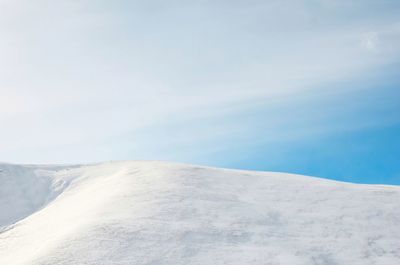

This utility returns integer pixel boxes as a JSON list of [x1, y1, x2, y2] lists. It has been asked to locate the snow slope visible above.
[[0, 161, 399, 265]]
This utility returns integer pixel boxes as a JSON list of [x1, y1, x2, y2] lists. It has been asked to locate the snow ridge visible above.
[[0, 161, 399, 265], [0, 163, 74, 230]]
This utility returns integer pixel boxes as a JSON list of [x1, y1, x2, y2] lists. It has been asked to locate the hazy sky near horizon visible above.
[[1, 0, 400, 184]]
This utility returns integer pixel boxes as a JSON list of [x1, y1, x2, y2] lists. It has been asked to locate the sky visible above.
[[0, 0, 399, 184]]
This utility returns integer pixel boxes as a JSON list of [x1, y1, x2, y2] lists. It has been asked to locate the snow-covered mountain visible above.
[[0, 161, 399, 265]]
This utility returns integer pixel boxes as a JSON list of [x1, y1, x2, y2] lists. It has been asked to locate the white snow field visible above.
[[0, 161, 399, 265]]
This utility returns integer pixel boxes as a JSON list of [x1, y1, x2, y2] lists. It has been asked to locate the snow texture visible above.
[[0, 161, 399, 265]]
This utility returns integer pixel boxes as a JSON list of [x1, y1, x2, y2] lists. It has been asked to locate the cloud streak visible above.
[[0, 0, 399, 164]]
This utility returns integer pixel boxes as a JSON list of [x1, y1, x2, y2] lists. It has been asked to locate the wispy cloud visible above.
[[362, 31, 379, 52], [0, 0, 399, 163]]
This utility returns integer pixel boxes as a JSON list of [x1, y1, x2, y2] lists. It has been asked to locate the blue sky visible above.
[[0, 0, 399, 184]]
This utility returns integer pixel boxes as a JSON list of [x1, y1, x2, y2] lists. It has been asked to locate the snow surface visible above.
[[0, 161, 399, 265]]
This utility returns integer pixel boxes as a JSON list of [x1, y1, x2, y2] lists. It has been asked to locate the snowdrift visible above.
[[0, 161, 399, 265]]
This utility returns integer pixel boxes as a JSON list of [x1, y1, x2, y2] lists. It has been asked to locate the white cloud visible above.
[[0, 0, 399, 163], [362, 31, 379, 52]]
